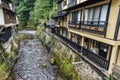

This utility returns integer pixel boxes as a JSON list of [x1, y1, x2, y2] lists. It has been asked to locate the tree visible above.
[[29, 0, 58, 27], [14, 0, 57, 28], [14, 0, 35, 28]]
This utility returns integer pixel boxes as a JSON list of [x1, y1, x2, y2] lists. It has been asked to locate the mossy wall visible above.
[[36, 27, 81, 80], [0, 37, 19, 80]]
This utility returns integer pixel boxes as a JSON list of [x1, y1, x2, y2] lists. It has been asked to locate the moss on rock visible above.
[[0, 38, 19, 79], [51, 46, 79, 80], [49, 58, 55, 65]]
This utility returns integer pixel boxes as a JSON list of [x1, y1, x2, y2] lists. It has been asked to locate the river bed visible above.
[[10, 31, 64, 80]]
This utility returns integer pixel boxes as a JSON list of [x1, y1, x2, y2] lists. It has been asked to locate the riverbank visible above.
[[36, 27, 103, 80], [0, 33, 19, 80]]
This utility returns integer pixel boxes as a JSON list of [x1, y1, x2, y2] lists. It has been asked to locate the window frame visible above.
[[69, 10, 82, 24], [63, 0, 67, 6], [84, 4, 109, 26], [114, 7, 120, 40]]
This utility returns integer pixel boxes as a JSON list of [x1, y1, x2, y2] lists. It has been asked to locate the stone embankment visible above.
[[36, 27, 102, 80]]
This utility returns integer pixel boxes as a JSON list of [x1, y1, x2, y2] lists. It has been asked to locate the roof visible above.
[[53, 11, 68, 18], [66, 0, 105, 11]]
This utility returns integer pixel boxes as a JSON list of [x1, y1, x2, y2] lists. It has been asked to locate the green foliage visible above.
[[29, 0, 58, 27], [37, 30, 79, 80], [0, 40, 18, 79], [105, 77, 110, 80], [14, 0, 58, 28], [14, 0, 35, 28], [51, 47, 78, 80]]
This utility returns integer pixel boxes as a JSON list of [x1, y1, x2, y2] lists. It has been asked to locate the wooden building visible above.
[[0, 0, 17, 52], [53, 0, 120, 79]]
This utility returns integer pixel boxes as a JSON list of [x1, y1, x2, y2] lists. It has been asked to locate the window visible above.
[[63, 0, 67, 6], [69, 0, 75, 4], [0, 0, 2, 4], [58, 2, 62, 10], [69, 13, 73, 23], [93, 41, 99, 48], [100, 5, 108, 25], [84, 9, 88, 24], [69, 12, 75, 23], [84, 4, 108, 25], [69, 10, 81, 24], [77, 11, 81, 23], [88, 8, 94, 22], [93, 7, 100, 24]]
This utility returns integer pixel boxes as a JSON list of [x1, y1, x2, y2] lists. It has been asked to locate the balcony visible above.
[[54, 28, 109, 70], [54, 31, 81, 53], [68, 21, 107, 35], [82, 47, 109, 70], [81, 21, 107, 35], [68, 21, 80, 29]]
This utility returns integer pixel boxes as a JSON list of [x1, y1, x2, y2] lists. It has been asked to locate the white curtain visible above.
[[93, 6, 100, 25], [93, 6, 100, 21], [77, 11, 81, 23], [69, 13, 72, 22], [88, 8, 94, 21], [100, 4, 108, 25], [84, 9, 88, 24], [0, 0, 2, 4]]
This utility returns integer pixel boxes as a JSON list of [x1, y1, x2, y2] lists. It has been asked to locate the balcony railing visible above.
[[68, 21, 107, 35], [54, 27, 109, 70], [82, 47, 109, 70], [54, 31, 81, 53], [68, 21, 80, 29]]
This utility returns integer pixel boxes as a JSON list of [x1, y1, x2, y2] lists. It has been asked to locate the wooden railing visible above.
[[82, 47, 109, 70], [68, 21, 107, 35], [54, 32, 81, 53]]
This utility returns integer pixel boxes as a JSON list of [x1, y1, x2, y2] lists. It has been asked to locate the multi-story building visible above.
[[0, 0, 17, 52], [54, 0, 120, 79]]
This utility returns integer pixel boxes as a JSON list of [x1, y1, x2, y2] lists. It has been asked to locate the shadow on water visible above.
[[8, 30, 66, 80]]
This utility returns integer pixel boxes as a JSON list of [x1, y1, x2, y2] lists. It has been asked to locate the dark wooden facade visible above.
[[0, 0, 16, 24], [3, 8, 16, 24]]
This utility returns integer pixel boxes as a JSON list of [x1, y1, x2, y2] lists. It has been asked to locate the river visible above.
[[10, 30, 64, 80]]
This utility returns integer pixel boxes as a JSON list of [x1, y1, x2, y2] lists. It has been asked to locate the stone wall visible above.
[[0, 30, 19, 80], [36, 27, 103, 80]]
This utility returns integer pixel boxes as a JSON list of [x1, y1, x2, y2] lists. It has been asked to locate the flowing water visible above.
[[10, 30, 64, 80]]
